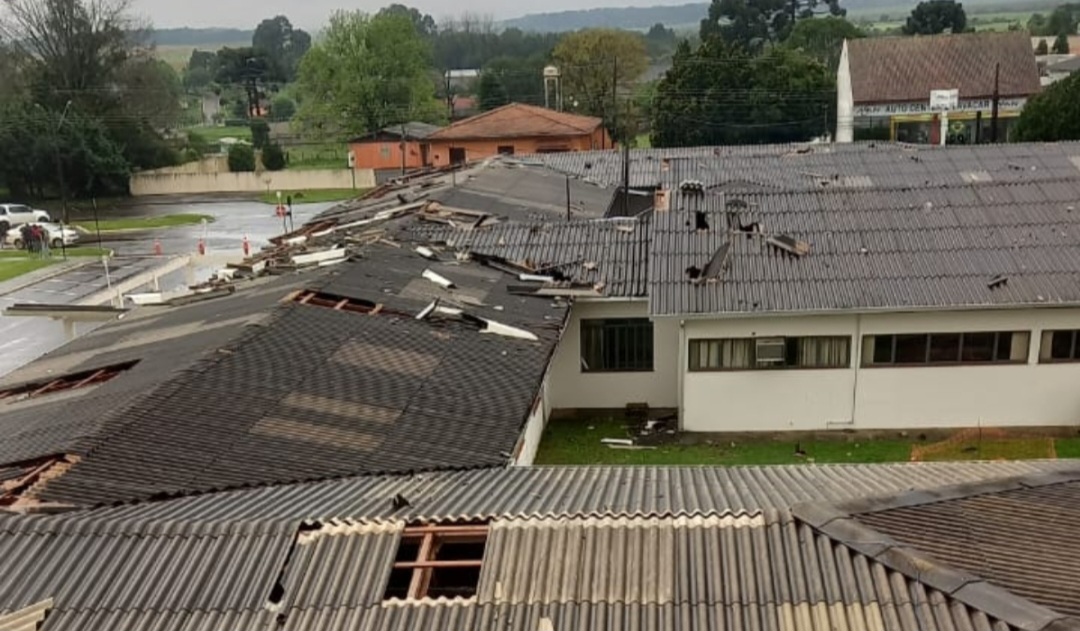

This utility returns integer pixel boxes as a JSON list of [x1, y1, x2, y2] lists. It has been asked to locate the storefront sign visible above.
[[854, 97, 1027, 117]]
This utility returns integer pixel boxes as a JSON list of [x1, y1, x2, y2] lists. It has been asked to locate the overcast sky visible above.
[[132, 0, 685, 30]]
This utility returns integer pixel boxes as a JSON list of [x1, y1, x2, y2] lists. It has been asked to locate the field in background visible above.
[[154, 43, 248, 71]]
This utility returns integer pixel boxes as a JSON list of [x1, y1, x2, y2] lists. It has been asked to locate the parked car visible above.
[[6, 223, 79, 249], [0, 204, 51, 226]]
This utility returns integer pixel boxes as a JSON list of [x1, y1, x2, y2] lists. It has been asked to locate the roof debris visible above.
[[423, 269, 456, 289], [766, 234, 811, 257]]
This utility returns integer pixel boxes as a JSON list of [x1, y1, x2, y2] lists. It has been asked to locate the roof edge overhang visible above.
[[650, 300, 1080, 320]]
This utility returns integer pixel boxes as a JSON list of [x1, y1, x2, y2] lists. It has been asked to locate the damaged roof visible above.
[[0, 461, 1075, 631], [0, 247, 566, 508], [650, 178, 1080, 316], [530, 141, 1080, 192]]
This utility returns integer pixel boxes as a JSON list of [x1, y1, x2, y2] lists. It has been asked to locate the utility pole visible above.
[[621, 142, 630, 216], [990, 62, 1001, 143], [53, 101, 73, 225], [445, 72, 453, 121], [611, 57, 619, 151], [565, 175, 571, 222]]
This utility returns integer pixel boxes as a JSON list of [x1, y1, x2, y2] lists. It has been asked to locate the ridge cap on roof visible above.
[[428, 102, 601, 139]]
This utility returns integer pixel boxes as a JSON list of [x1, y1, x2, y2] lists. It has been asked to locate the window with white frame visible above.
[[1039, 330, 1080, 362], [863, 331, 1029, 366], [688, 336, 850, 371]]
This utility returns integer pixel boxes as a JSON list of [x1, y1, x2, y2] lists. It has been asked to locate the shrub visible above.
[[262, 143, 286, 171], [227, 144, 256, 172], [250, 120, 271, 150], [271, 97, 296, 121]]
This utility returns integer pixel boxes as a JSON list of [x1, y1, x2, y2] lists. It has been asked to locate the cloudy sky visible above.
[[132, 0, 684, 29]]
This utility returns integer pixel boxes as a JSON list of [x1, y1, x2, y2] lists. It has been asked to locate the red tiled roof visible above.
[[428, 103, 603, 141], [847, 32, 1041, 104]]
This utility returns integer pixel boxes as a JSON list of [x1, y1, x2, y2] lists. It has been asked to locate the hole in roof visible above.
[[383, 521, 490, 601], [292, 291, 380, 314], [0, 360, 140, 403]]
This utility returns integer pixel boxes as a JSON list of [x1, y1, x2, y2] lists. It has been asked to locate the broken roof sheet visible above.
[[0, 248, 566, 507], [1, 462, 1076, 631], [530, 142, 1080, 191], [425, 217, 651, 298], [649, 178, 1080, 316], [0, 273, 308, 470]]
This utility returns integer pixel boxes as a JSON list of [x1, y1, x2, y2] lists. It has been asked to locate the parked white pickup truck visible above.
[[0, 204, 52, 226]]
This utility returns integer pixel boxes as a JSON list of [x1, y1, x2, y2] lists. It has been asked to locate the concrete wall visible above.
[[681, 308, 1080, 432], [548, 300, 679, 411], [130, 168, 376, 196], [145, 156, 229, 175], [514, 376, 550, 466]]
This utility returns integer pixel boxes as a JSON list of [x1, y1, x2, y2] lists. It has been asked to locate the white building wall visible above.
[[513, 384, 548, 466], [682, 308, 1080, 432], [548, 300, 679, 410]]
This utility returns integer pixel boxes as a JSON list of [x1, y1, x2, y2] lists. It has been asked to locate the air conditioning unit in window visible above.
[[755, 337, 786, 366]]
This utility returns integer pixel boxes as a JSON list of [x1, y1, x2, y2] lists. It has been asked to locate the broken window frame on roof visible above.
[[383, 522, 489, 601], [290, 290, 388, 315], [863, 331, 1029, 367], [0, 360, 140, 404], [580, 318, 654, 373], [688, 336, 850, 371]]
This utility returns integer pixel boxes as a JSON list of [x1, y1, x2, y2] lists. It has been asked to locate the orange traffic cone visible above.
[[242, 234, 250, 257], [153, 237, 162, 256], [197, 239, 205, 256]]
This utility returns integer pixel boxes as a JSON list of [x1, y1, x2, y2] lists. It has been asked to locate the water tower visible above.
[[543, 65, 562, 111]]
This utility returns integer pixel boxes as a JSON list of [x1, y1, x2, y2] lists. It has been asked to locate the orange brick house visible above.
[[425, 103, 611, 167], [348, 122, 442, 172]]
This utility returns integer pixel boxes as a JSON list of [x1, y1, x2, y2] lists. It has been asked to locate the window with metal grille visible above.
[[580, 318, 654, 372], [0, 360, 139, 403], [1039, 330, 1080, 362], [863, 332, 1029, 366], [689, 336, 850, 370], [383, 523, 489, 600]]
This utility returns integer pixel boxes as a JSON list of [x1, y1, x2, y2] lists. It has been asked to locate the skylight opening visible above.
[[383, 522, 490, 601]]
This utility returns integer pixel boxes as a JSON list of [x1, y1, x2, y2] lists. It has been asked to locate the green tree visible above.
[[477, 71, 510, 111], [377, 4, 438, 37], [482, 55, 547, 104], [701, 0, 847, 51], [261, 143, 286, 171], [553, 29, 648, 138], [651, 39, 832, 146], [295, 10, 439, 138], [228, 144, 257, 172], [1013, 72, 1080, 141], [1036, 39, 1050, 55], [250, 120, 270, 149], [271, 96, 296, 121], [1053, 32, 1071, 53], [252, 15, 311, 81], [0, 0, 182, 184], [785, 16, 864, 72], [902, 0, 967, 35], [645, 23, 678, 58]]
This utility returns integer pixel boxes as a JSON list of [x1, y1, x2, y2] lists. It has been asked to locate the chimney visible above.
[[835, 40, 854, 143], [654, 187, 670, 211]]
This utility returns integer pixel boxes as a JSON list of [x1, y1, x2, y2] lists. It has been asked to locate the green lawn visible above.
[[0, 247, 110, 259], [633, 133, 652, 149], [0, 258, 56, 282], [257, 189, 366, 205], [535, 418, 1080, 466], [73, 214, 212, 232]]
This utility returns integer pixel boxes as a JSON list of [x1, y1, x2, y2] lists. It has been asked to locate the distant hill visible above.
[[151, 28, 253, 46], [500, 0, 1050, 32], [502, 3, 707, 32]]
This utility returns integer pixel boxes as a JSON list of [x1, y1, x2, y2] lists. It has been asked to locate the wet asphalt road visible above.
[[0, 199, 337, 378], [81, 199, 334, 259]]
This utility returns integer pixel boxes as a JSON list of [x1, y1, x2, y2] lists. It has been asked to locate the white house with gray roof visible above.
[[510, 141, 1080, 433]]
